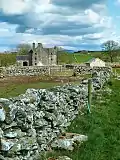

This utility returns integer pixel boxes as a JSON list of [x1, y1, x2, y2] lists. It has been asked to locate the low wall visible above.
[[74, 66, 112, 75], [106, 62, 120, 68], [3, 65, 63, 76], [62, 64, 86, 69], [1, 65, 113, 77], [0, 69, 112, 160]]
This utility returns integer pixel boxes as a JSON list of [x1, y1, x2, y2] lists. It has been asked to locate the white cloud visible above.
[[0, 0, 29, 14], [84, 9, 100, 23], [0, 0, 118, 51], [0, 0, 51, 15]]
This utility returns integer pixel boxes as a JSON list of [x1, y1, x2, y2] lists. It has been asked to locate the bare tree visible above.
[[17, 43, 31, 55], [102, 40, 119, 62]]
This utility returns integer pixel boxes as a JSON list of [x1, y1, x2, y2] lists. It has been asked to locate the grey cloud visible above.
[[51, 0, 106, 9], [39, 21, 104, 36], [82, 36, 102, 41]]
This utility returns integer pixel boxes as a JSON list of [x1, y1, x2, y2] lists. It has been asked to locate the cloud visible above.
[[0, 0, 117, 51], [0, 0, 31, 15], [51, 0, 105, 10]]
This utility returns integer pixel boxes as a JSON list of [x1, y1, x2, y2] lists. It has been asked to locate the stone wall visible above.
[[0, 69, 112, 160], [74, 66, 112, 75], [106, 62, 120, 68], [4, 65, 63, 76], [1, 65, 112, 77]]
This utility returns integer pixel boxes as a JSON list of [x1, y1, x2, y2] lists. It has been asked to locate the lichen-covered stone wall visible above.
[[1, 65, 112, 77], [0, 69, 112, 160], [3, 65, 63, 76], [74, 66, 112, 75]]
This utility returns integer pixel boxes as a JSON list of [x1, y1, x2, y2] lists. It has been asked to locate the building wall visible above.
[[17, 60, 29, 67], [90, 59, 105, 68], [39, 48, 49, 66], [48, 54, 57, 65]]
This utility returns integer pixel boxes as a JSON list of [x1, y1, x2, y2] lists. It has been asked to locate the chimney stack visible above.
[[38, 43, 43, 48]]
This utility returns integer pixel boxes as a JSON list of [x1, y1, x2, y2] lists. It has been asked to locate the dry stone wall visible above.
[[0, 69, 112, 160], [1, 65, 112, 77], [74, 66, 112, 75], [3, 65, 63, 76]]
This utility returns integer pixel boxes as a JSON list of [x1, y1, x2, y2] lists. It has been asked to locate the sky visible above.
[[0, 0, 119, 52]]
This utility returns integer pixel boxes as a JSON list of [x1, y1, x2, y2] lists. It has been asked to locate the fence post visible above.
[[88, 78, 92, 113]]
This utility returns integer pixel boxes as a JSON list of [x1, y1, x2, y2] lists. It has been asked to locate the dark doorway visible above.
[[23, 61, 28, 66]]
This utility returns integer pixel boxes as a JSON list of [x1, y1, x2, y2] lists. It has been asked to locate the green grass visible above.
[[41, 79, 120, 160], [58, 52, 101, 64], [0, 80, 82, 98], [0, 82, 62, 98], [0, 53, 16, 67], [112, 68, 120, 75]]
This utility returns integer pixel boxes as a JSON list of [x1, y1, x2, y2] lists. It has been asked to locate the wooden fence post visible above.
[[88, 79, 92, 113]]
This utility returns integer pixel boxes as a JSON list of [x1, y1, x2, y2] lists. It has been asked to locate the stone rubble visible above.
[[0, 68, 112, 160], [51, 133, 88, 151]]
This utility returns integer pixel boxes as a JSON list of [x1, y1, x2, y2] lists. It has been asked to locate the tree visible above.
[[17, 43, 31, 55], [102, 40, 120, 62]]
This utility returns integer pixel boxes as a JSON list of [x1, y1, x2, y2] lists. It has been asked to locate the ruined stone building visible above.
[[16, 43, 58, 66]]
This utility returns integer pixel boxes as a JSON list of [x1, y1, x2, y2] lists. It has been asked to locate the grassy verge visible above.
[[42, 79, 120, 160]]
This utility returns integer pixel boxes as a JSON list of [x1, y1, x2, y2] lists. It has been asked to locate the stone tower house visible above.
[[16, 43, 58, 66], [32, 43, 57, 66]]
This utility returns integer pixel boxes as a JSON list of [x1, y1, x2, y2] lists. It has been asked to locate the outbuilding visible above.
[[85, 58, 105, 68]]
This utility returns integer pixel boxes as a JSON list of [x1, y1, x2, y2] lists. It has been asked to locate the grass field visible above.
[[0, 53, 16, 66], [58, 52, 101, 64], [41, 78, 120, 160], [0, 82, 63, 98], [0, 72, 85, 98]]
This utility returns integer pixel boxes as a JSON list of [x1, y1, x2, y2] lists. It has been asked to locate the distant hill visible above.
[[63, 49, 75, 53], [63, 50, 102, 54]]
